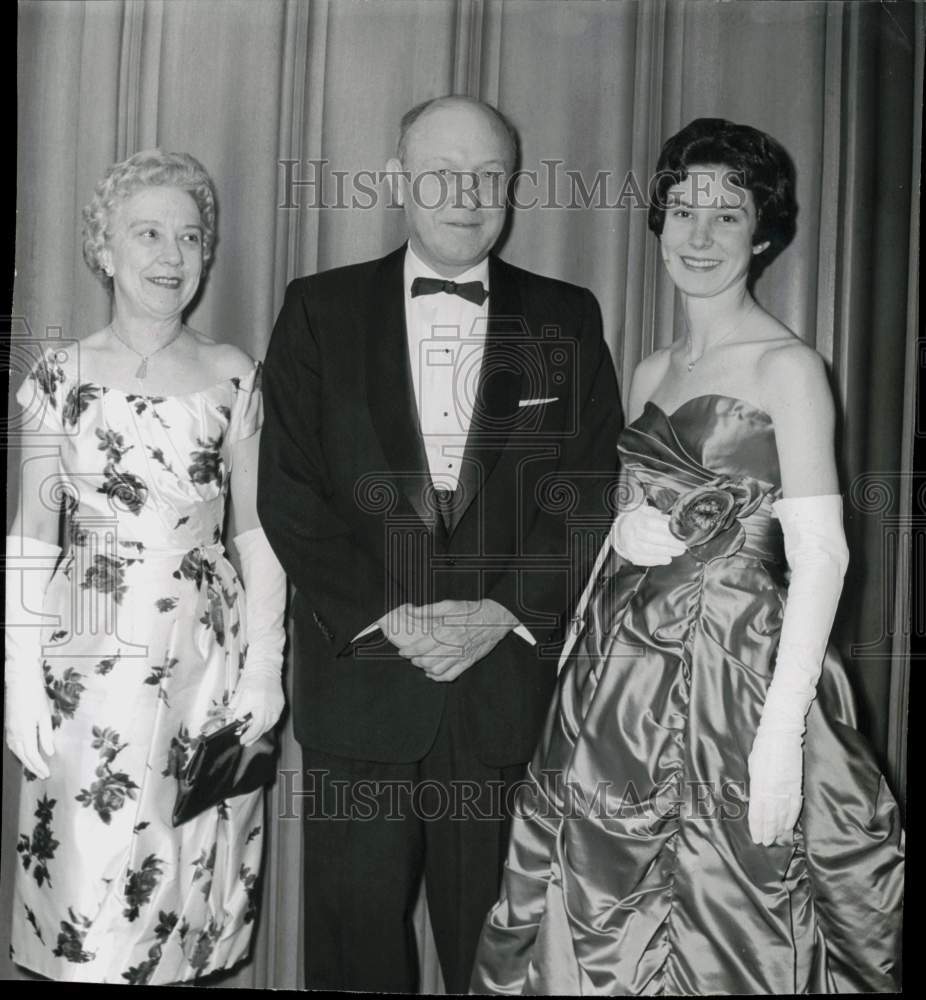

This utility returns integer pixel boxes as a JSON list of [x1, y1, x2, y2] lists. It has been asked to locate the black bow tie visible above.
[[410, 276, 488, 306]]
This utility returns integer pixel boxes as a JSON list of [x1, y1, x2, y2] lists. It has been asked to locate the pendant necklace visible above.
[[686, 300, 756, 373], [110, 325, 184, 380]]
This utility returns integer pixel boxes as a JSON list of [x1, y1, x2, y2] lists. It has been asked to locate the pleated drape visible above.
[[6, 0, 919, 989]]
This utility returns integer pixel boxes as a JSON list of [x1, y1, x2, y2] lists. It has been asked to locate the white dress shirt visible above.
[[404, 245, 489, 492]]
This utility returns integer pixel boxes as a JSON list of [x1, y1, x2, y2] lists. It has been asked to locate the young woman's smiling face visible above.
[[659, 165, 768, 298]]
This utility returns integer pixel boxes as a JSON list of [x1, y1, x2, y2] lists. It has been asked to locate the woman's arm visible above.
[[761, 342, 840, 497], [9, 450, 64, 547], [5, 402, 68, 778], [227, 425, 286, 745], [227, 432, 261, 538], [748, 342, 849, 846]]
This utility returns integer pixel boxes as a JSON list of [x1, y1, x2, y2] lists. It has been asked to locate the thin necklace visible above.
[[110, 325, 184, 380], [686, 300, 756, 373]]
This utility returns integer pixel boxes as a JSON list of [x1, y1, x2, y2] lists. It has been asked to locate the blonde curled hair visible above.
[[81, 149, 217, 286]]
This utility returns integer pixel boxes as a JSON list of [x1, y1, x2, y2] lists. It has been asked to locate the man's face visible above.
[[389, 102, 512, 277]]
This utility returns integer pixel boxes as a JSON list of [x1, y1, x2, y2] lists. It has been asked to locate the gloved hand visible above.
[[610, 503, 687, 566], [4, 535, 61, 779], [228, 527, 286, 747], [746, 728, 804, 846], [747, 495, 850, 845]]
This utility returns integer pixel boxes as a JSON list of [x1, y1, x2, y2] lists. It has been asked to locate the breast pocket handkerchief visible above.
[[518, 397, 559, 408]]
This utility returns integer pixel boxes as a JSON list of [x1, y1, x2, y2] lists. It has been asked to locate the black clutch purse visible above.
[[172, 716, 278, 826]]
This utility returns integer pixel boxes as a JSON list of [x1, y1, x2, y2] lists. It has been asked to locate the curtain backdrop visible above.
[[6, 0, 920, 989]]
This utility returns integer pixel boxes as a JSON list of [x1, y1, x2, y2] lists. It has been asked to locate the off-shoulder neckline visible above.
[[50, 362, 260, 401]]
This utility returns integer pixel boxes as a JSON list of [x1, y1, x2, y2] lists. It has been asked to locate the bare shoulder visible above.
[[634, 347, 672, 393], [758, 335, 828, 389], [756, 329, 839, 493], [757, 333, 833, 421], [65, 328, 113, 379], [187, 329, 256, 381], [627, 347, 671, 420], [78, 327, 113, 350]]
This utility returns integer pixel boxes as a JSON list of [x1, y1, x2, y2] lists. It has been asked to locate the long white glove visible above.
[[4, 535, 61, 779], [747, 495, 850, 845], [228, 527, 286, 746], [610, 503, 687, 566]]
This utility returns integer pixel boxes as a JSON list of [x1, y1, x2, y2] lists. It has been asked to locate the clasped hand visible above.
[[378, 599, 518, 682], [610, 504, 686, 565]]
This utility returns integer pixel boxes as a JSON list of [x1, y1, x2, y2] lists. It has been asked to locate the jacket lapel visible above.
[[448, 256, 524, 534], [365, 246, 440, 533]]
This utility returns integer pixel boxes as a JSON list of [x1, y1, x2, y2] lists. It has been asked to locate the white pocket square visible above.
[[518, 396, 559, 408]]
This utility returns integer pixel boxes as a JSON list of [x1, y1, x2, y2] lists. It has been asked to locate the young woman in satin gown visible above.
[[470, 119, 904, 995]]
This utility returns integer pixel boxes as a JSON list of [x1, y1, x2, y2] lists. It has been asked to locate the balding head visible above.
[[397, 96, 518, 171]]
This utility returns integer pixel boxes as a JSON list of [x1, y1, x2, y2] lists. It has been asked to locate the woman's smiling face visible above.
[[102, 185, 204, 322], [659, 165, 769, 298]]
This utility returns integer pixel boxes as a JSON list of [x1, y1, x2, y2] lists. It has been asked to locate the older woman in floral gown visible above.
[[4, 150, 286, 983]]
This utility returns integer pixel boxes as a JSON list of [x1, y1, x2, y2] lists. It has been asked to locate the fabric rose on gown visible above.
[[659, 475, 765, 562]]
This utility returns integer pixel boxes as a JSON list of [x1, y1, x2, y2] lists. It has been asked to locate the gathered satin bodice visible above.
[[620, 395, 784, 566]]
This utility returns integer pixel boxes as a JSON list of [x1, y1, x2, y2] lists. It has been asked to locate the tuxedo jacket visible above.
[[258, 245, 621, 766]]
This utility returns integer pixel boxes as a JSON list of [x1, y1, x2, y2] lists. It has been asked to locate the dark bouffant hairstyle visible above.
[[648, 118, 797, 257]]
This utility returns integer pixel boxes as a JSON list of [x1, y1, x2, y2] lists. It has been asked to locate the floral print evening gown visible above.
[[10, 352, 265, 984], [471, 394, 904, 995]]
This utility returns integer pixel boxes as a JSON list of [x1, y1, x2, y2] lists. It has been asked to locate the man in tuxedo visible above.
[[258, 95, 620, 992]]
